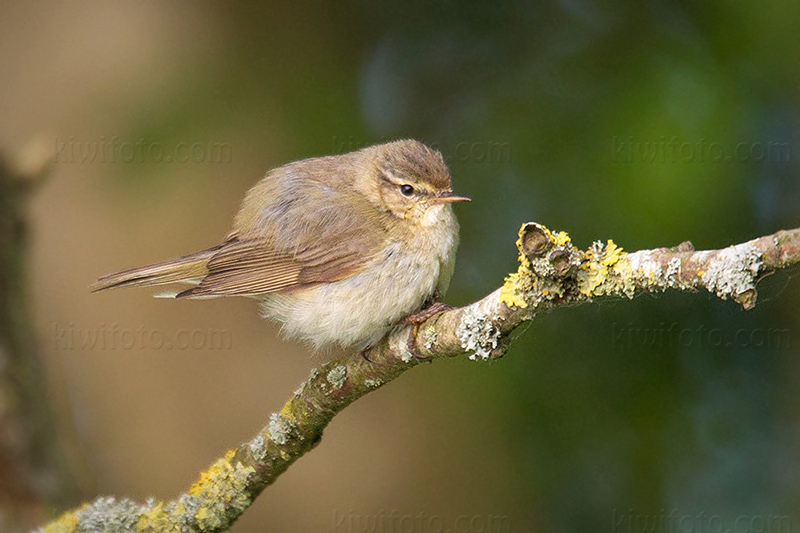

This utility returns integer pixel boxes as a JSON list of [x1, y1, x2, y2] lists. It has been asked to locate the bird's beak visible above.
[[433, 191, 471, 204]]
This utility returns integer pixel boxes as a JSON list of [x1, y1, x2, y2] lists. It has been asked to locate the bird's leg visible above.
[[401, 291, 454, 359]]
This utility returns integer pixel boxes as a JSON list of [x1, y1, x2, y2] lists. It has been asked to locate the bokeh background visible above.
[[2, 1, 800, 531]]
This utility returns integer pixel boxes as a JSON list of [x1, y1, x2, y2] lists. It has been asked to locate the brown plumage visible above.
[[91, 246, 221, 291]]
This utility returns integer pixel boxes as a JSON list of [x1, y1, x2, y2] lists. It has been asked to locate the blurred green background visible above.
[[2, 1, 799, 531]]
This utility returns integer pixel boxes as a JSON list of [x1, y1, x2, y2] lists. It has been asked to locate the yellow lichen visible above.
[[195, 507, 223, 530], [280, 401, 296, 423], [577, 260, 607, 296], [136, 502, 173, 531], [502, 223, 576, 309], [173, 501, 187, 516], [500, 270, 531, 309], [542, 278, 566, 299], [43, 507, 84, 533], [189, 450, 238, 498], [281, 394, 311, 423], [513, 231, 531, 269], [186, 449, 255, 530], [601, 240, 623, 266], [611, 256, 636, 297], [551, 231, 571, 246], [576, 241, 634, 297]]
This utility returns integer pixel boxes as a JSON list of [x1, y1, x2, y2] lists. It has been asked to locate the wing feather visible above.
[[176, 163, 384, 299]]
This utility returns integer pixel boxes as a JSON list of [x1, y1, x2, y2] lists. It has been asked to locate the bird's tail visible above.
[[90, 246, 221, 294]]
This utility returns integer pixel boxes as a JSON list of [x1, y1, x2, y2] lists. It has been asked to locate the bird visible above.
[[92, 139, 469, 352]]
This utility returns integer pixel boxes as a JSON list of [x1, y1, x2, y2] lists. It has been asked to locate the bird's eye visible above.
[[399, 184, 414, 197]]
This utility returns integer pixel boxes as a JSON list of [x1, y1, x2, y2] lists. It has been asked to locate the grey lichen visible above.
[[701, 242, 763, 300], [177, 493, 201, 527], [423, 323, 437, 350], [204, 461, 255, 516], [299, 368, 319, 394], [326, 365, 347, 390], [628, 251, 665, 285], [73, 496, 144, 532], [293, 380, 307, 397], [268, 412, 291, 445], [391, 331, 415, 362], [665, 257, 682, 287], [249, 434, 268, 462], [228, 462, 256, 512], [456, 304, 501, 361], [364, 378, 383, 388]]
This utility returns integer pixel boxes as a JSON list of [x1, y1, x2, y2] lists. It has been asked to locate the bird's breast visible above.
[[258, 205, 460, 350]]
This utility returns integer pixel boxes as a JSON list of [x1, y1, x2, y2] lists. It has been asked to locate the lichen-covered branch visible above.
[[37, 223, 800, 533]]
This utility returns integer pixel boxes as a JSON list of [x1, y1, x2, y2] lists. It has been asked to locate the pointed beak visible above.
[[433, 191, 471, 204]]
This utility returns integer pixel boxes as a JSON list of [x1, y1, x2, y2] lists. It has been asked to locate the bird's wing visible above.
[[177, 167, 384, 298]]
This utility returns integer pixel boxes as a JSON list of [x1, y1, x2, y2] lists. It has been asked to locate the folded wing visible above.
[[92, 162, 384, 298]]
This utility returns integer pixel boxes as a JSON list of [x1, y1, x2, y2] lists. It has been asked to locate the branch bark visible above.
[[37, 223, 800, 533]]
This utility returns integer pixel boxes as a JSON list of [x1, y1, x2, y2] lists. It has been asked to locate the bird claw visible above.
[[402, 301, 454, 359], [401, 301, 454, 326]]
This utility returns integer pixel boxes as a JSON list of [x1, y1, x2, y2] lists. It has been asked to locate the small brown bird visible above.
[[92, 140, 469, 351]]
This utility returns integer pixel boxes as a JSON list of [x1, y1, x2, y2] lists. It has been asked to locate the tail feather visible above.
[[91, 246, 221, 294]]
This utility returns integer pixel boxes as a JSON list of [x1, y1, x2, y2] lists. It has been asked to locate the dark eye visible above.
[[399, 184, 414, 197]]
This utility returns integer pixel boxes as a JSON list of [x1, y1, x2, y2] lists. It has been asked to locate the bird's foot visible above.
[[401, 301, 454, 359]]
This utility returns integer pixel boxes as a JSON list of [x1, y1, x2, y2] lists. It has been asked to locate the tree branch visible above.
[[37, 223, 800, 533]]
